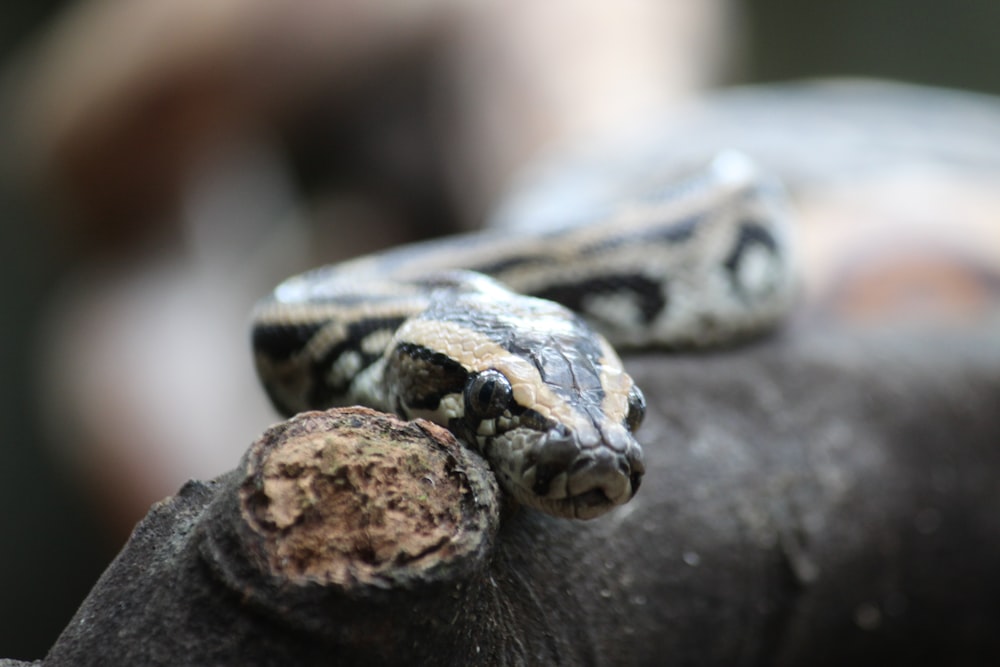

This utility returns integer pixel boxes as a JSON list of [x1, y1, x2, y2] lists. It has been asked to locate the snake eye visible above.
[[625, 385, 646, 432], [464, 369, 513, 421]]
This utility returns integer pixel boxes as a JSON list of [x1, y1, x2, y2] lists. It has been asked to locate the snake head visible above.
[[463, 366, 647, 520], [384, 273, 646, 519]]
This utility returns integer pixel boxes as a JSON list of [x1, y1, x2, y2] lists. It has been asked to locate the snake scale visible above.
[[251, 152, 796, 519]]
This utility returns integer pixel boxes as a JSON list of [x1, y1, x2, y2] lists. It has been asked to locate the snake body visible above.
[[251, 152, 796, 519]]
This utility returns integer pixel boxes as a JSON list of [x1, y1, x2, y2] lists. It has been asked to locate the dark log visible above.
[[32, 325, 1000, 667]]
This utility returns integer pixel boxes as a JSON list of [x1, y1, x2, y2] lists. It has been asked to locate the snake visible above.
[[250, 152, 796, 520]]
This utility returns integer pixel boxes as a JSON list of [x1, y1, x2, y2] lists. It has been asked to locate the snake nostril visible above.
[[630, 470, 643, 493], [617, 457, 630, 477], [626, 449, 645, 492], [614, 453, 644, 495], [571, 455, 594, 474]]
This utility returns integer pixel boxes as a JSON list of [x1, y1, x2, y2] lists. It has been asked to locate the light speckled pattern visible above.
[[251, 153, 796, 519]]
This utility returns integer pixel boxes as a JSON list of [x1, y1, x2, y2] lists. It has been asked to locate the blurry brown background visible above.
[[1, 0, 999, 660]]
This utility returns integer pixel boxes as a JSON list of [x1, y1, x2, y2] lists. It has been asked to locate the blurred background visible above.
[[1, 0, 999, 660]]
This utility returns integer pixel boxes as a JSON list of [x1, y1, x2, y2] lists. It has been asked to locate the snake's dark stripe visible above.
[[304, 316, 408, 406], [505, 338, 607, 413], [388, 342, 468, 411], [472, 255, 551, 276], [532, 273, 667, 325], [723, 221, 780, 297], [252, 320, 325, 361]]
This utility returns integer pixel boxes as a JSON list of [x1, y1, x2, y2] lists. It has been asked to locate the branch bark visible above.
[[20, 326, 1000, 667]]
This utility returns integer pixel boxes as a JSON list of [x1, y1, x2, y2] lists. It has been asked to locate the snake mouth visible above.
[[521, 442, 645, 520]]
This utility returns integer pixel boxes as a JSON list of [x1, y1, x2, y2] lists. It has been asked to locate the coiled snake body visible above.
[[251, 153, 796, 519]]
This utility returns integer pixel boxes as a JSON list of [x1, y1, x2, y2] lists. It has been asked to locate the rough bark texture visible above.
[[24, 325, 1000, 667]]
